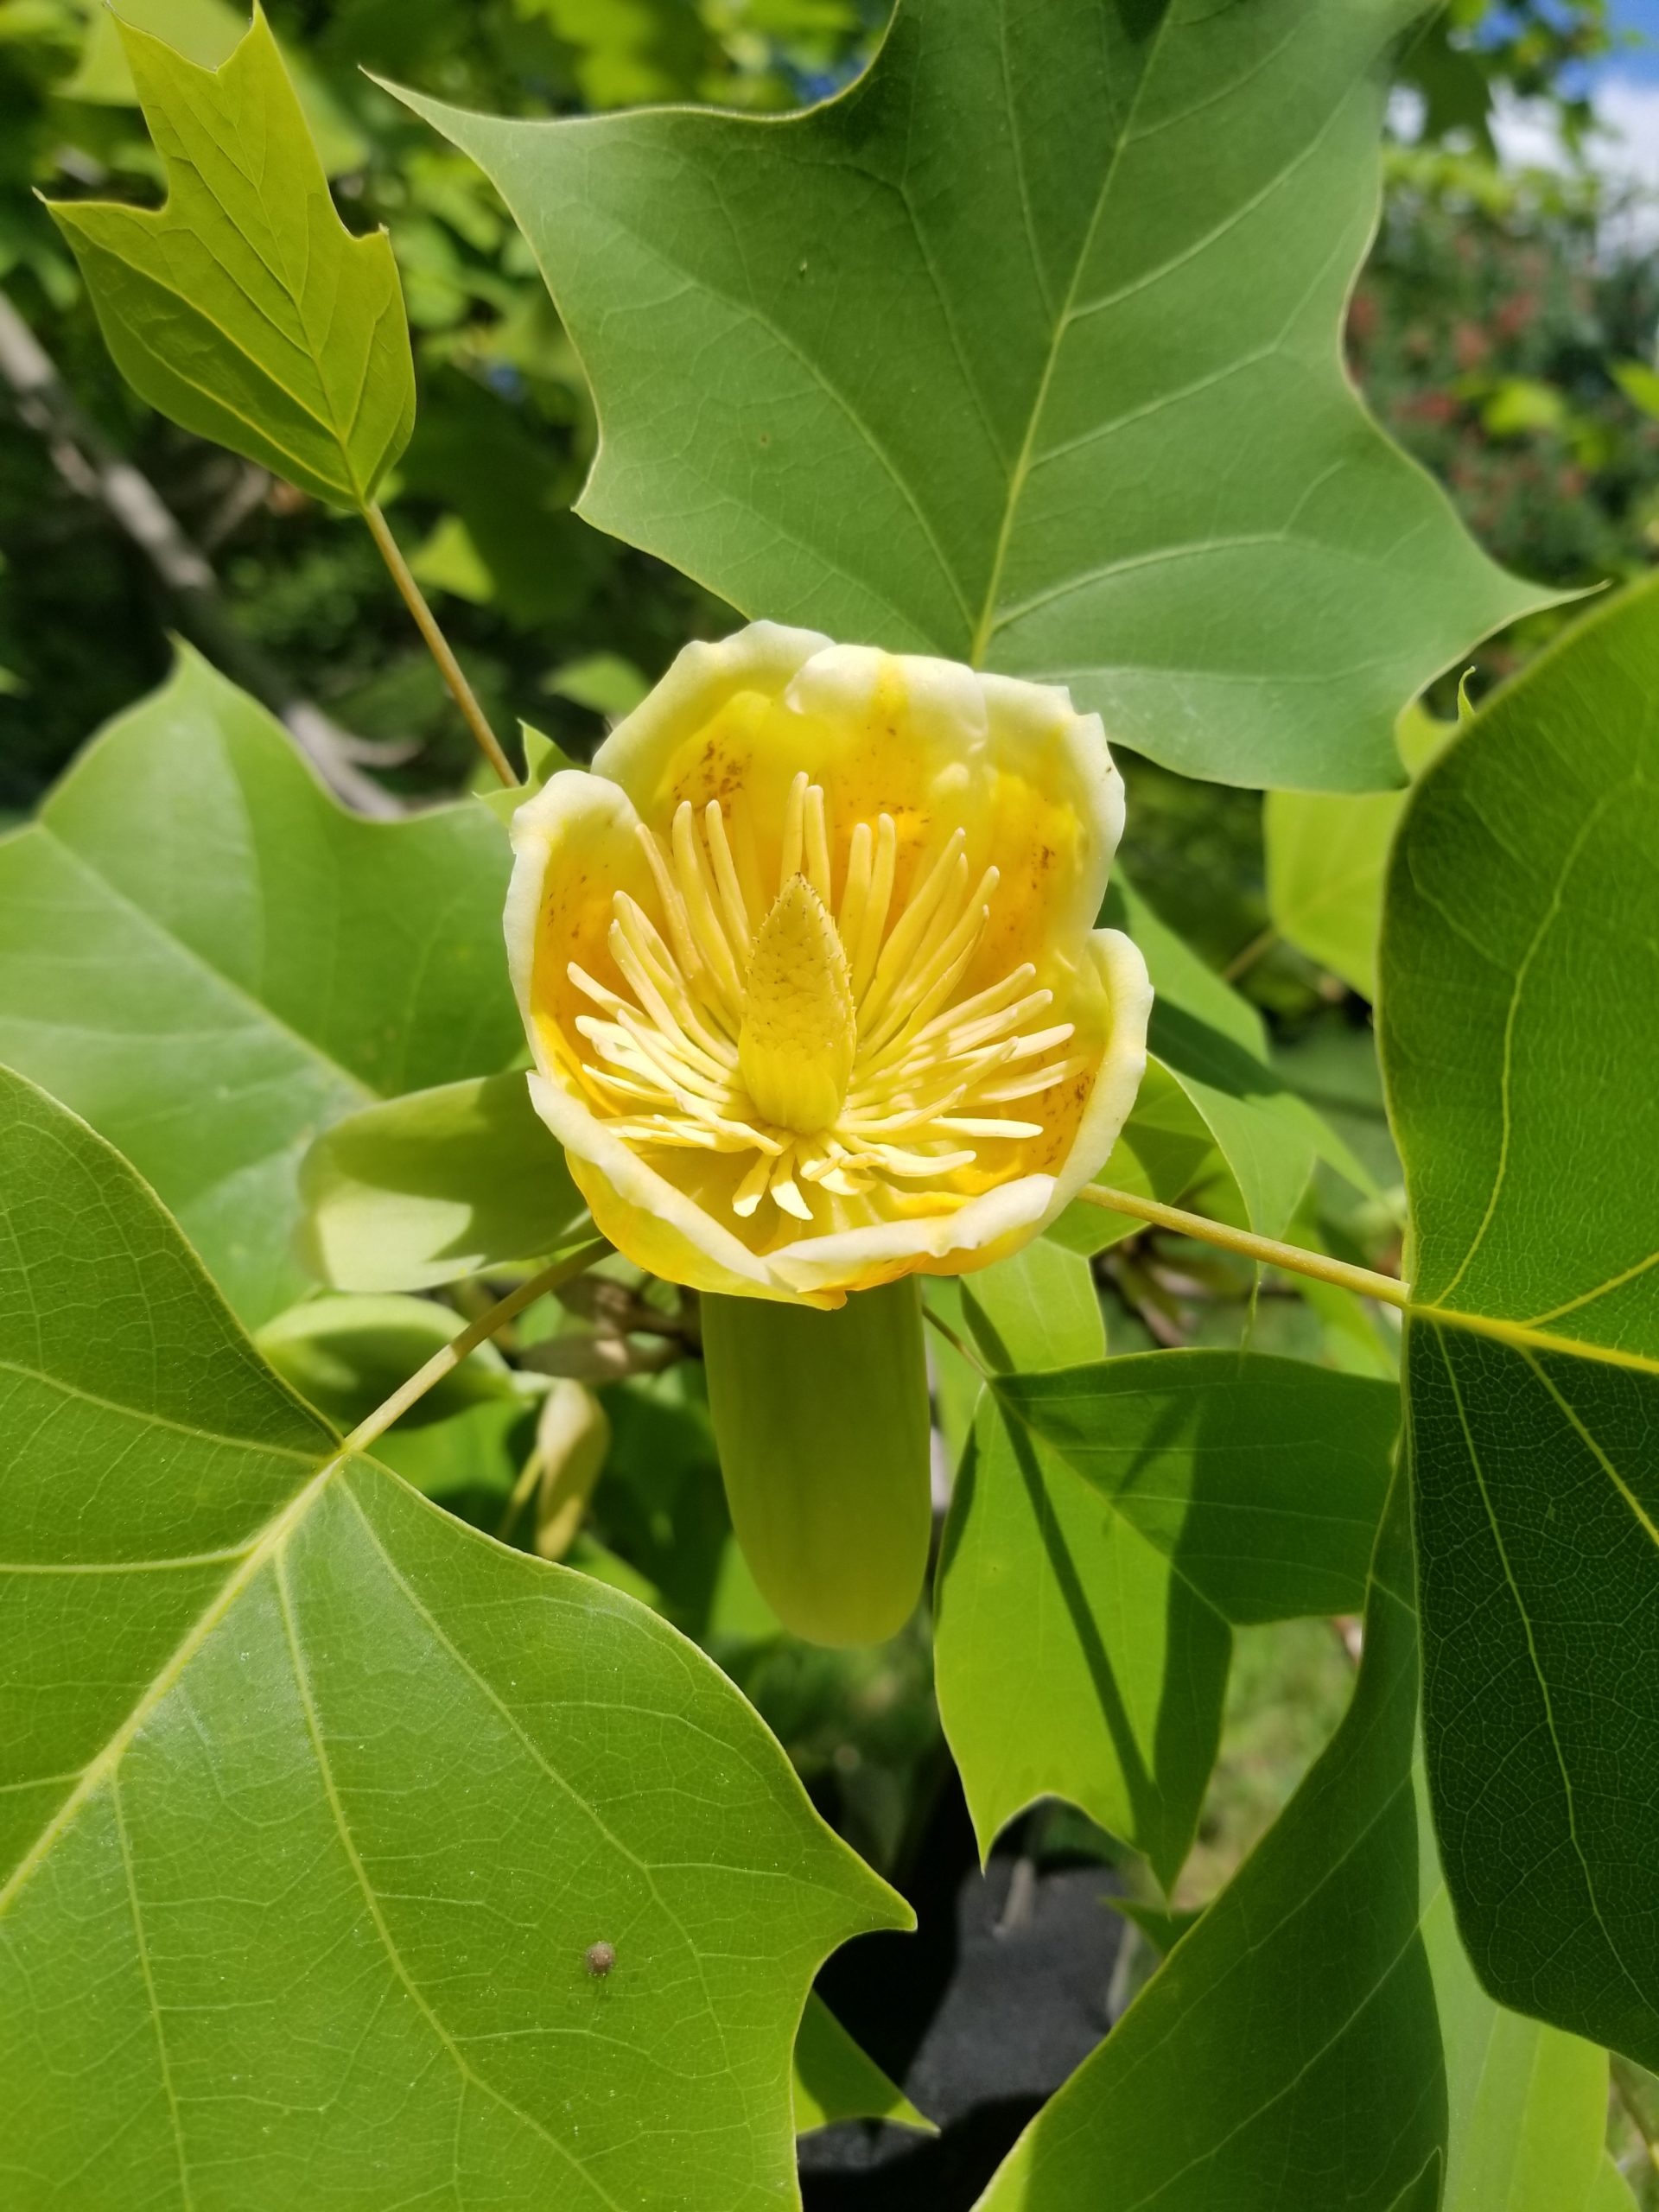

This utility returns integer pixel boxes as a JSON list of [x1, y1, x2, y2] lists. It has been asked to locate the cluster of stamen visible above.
[[566, 774, 1083, 1225]]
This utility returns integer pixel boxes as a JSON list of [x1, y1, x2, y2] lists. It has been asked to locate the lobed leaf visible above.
[[0, 650, 520, 1324], [1382, 573, 1659, 2066], [49, 5, 413, 507], [792, 1993, 933, 2137], [933, 1351, 1396, 1880], [401, 0, 1552, 790], [0, 1064, 906, 2209], [972, 1486, 1609, 2212]]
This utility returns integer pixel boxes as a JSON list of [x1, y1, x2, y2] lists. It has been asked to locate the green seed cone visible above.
[[701, 1280, 932, 1648]]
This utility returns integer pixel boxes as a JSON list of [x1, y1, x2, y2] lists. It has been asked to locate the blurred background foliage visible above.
[[3, 3, 1657, 2168]]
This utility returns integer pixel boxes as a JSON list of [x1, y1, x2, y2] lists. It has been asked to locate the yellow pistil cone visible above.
[[738, 876, 856, 1134], [701, 1279, 932, 1646]]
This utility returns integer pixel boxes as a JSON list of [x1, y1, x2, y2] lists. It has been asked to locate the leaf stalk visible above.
[[363, 499, 519, 788], [339, 1239, 609, 1459], [1076, 1184, 1408, 1308]]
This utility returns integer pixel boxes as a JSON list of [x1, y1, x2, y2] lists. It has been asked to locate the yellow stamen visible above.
[[563, 781, 1082, 1225]]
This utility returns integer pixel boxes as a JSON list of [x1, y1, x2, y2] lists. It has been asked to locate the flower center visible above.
[[563, 773, 1084, 1226], [738, 878, 857, 1135]]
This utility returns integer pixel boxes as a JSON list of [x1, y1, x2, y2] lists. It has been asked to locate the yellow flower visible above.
[[505, 622, 1151, 1307]]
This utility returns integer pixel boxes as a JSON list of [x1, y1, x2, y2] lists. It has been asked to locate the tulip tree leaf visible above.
[[1266, 704, 1454, 1001], [62, 0, 365, 175], [1109, 880, 1381, 1233], [49, 6, 412, 508], [0, 1065, 906, 2210], [254, 1293, 521, 1431], [0, 650, 520, 1325], [933, 1352, 1395, 1880], [1590, 2158, 1642, 2212], [401, 0, 1553, 791], [974, 1487, 1609, 2212], [960, 1238, 1105, 1376], [999, 1351, 1398, 1624], [937, 1386, 1230, 1885], [1381, 575, 1659, 2067], [792, 1994, 933, 2137], [299, 1073, 588, 1294]]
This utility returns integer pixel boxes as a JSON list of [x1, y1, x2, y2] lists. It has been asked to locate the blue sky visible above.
[[1604, 0, 1659, 82]]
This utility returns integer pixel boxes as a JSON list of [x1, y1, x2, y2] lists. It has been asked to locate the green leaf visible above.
[[972, 1485, 1609, 2212], [1106, 1897, 1203, 1959], [792, 1993, 933, 2136], [0, 1065, 906, 2208], [1613, 359, 1659, 421], [998, 1351, 1399, 1623], [399, 0, 1551, 791], [0, 649, 520, 1324], [960, 1238, 1105, 1376], [299, 1072, 588, 1294], [1044, 1057, 1230, 1258], [1589, 2158, 1642, 2212], [1266, 703, 1454, 1000], [254, 1293, 522, 1430], [936, 1351, 1395, 1880], [49, 6, 412, 507], [1106, 880, 1382, 1234], [1381, 575, 1659, 2065], [62, 0, 365, 175], [935, 1384, 1230, 1884]]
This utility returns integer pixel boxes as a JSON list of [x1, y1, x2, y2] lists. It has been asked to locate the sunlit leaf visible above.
[[50, 6, 412, 505], [0, 650, 519, 1323], [1382, 575, 1659, 2067], [936, 1386, 1228, 1885], [63, 0, 365, 174], [959, 1238, 1105, 1376], [792, 1993, 933, 2136], [401, 0, 1552, 789], [1001, 1351, 1397, 1623], [973, 1487, 1608, 2212], [0, 1064, 906, 2209], [1266, 702, 1453, 1000], [255, 1292, 523, 1429], [934, 1351, 1395, 1881], [299, 1072, 587, 1295]]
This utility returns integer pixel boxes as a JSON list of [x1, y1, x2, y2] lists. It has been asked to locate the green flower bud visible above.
[[701, 1279, 931, 1647]]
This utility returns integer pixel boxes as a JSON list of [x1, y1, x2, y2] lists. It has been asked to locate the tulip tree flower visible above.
[[505, 622, 1151, 1643]]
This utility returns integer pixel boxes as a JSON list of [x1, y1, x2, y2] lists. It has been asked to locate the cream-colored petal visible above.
[[525, 1075, 841, 1307], [1033, 926, 1153, 1230], [592, 621, 830, 810], [502, 625, 1150, 1309]]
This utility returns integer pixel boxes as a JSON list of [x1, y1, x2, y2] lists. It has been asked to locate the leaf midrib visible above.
[[0, 1446, 344, 1916], [966, 0, 1181, 664], [1430, 1327, 1659, 2018]]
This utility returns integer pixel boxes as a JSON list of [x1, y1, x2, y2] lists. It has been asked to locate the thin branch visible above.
[[0, 288, 399, 818], [1223, 924, 1278, 982], [1075, 1184, 1409, 1307], [338, 1240, 609, 1460], [363, 500, 518, 789]]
